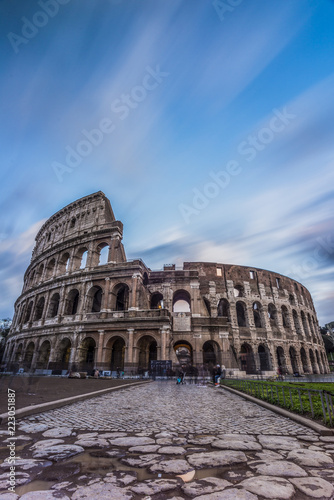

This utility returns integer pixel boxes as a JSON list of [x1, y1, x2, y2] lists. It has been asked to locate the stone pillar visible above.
[[41, 290, 51, 325], [102, 278, 111, 311], [129, 273, 140, 310], [96, 330, 105, 367]]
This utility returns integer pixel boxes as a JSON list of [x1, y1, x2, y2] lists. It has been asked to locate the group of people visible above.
[[212, 364, 226, 386], [176, 364, 226, 385]]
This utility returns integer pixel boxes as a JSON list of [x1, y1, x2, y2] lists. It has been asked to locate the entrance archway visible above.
[[137, 336, 157, 372], [240, 343, 256, 374], [174, 341, 193, 369], [58, 338, 71, 370], [309, 349, 318, 374], [37, 340, 51, 370], [258, 344, 271, 371], [276, 346, 287, 374], [202, 341, 219, 370], [23, 342, 35, 371], [78, 337, 96, 371], [289, 346, 298, 374], [106, 337, 126, 371], [300, 347, 308, 373]]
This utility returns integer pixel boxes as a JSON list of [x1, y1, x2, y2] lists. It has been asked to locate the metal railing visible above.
[[222, 379, 334, 426]]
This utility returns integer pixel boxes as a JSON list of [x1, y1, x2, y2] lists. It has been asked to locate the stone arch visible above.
[[173, 290, 191, 313], [292, 309, 302, 337], [56, 338, 72, 369], [58, 252, 70, 275], [281, 305, 290, 329], [202, 340, 220, 370], [217, 298, 230, 320], [315, 350, 323, 374], [289, 346, 299, 374], [301, 311, 310, 339], [64, 289, 80, 315], [276, 346, 287, 373], [37, 340, 51, 370], [45, 258, 56, 280], [253, 302, 263, 328], [111, 283, 130, 311], [236, 301, 247, 327], [258, 344, 271, 371], [309, 349, 318, 374], [105, 336, 126, 371], [150, 292, 164, 309], [203, 297, 211, 316], [307, 313, 314, 336], [300, 347, 308, 373], [77, 337, 96, 371], [23, 341, 35, 371], [268, 303, 278, 328], [35, 263, 44, 283], [86, 285, 103, 313], [15, 342, 23, 363], [33, 297, 45, 321], [24, 301, 33, 323], [240, 343, 256, 374], [137, 335, 158, 371], [174, 340, 193, 369], [73, 247, 88, 270], [289, 293, 295, 306], [233, 285, 244, 297], [97, 242, 109, 266], [143, 272, 149, 286], [47, 293, 60, 318]]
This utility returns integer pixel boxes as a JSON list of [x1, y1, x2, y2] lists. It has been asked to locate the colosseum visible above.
[[3, 191, 329, 377]]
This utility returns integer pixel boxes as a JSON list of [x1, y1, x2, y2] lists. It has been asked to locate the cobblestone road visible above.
[[1, 382, 334, 499]]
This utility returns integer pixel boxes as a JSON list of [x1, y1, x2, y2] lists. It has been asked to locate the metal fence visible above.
[[222, 379, 334, 426]]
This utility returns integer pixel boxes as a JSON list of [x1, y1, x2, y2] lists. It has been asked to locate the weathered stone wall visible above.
[[3, 192, 329, 377]]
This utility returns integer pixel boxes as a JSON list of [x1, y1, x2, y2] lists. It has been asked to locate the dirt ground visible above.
[[0, 376, 138, 415]]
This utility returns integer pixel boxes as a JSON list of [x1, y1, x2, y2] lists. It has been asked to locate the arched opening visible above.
[[308, 313, 314, 336], [309, 349, 317, 374], [78, 337, 96, 371], [174, 340, 193, 369], [34, 297, 45, 321], [86, 286, 103, 313], [315, 350, 323, 374], [268, 303, 278, 328], [173, 290, 191, 312], [292, 310, 302, 337], [150, 292, 164, 309], [289, 346, 299, 374], [45, 258, 56, 280], [203, 297, 211, 316], [111, 283, 130, 311], [236, 301, 247, 327], [47, 293, 60, 318], [258, 344, 271, 371], [15, 343, 23, 363], [58, 252, 70, 275], [300, 347, 308, 373], [143, 273, 149, 286], [240, 343, 256, 374], [107, 337, 126, 371], [217, 299, 230, 320], [281, 305, 290, 328], [37, 340, 51, 370], [80, 250, 88, 269], [234, 285, 244, 297], [36, 264, 44, 283], [289, 294, 295, 306], [202, 340, 218, 370], [23, 342, 35, 371], [24, 301, 33, 323], [29, 270, 35, 286], [301, 311, 310, 339], [276, 346, 287, 374], [97, 243, 109, 266], [253, 302, 263, 328], [64, 289, 79, 315], [57, 338, 71, 370], [137, 335, 157, 372]]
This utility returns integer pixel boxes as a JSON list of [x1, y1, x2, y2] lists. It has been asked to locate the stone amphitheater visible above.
[[3, 191, 329, 376]]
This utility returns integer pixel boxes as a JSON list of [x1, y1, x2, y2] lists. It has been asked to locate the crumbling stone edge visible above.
[[0, 380, 152, 425], [220, 384, 334, 436]]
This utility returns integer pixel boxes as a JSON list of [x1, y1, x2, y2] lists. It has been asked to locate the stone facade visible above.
[[4, 191, 329, 376]]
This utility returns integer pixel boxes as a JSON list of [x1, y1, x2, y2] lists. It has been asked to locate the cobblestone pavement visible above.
[[1, 382, 334, 499]]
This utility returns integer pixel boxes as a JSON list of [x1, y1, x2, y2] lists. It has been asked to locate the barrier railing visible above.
[[221, 379, 334, 426]]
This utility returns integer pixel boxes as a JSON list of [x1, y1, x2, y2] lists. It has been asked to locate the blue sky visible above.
[[1, 0, 334, 324]]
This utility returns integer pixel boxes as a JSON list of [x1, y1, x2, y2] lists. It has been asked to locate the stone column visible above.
[[129, 273, 140, 310], [96, 330, 105, 367]]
